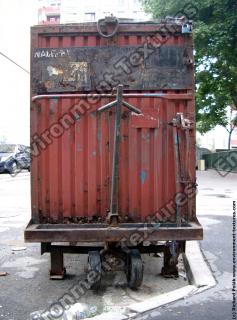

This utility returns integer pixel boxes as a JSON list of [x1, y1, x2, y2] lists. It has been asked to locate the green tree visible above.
[[223, 107, 237, 149], [143, 0, 237, 148]]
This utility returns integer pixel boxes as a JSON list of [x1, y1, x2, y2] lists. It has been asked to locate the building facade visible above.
[[38, 0, 151, 24], [38, 0, 61, 24]]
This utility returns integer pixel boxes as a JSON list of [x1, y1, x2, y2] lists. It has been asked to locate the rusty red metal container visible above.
[[25, 18, 202, 285]]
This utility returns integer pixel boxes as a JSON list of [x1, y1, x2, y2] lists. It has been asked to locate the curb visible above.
[[85, 241, 216, 320], [126, 285, 197, 315], [183, 241, 216, 289]]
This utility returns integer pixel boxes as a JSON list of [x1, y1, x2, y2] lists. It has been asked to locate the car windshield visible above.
[[0, 144, 16, 153]]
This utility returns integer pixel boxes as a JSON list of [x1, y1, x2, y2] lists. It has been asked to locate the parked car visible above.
[[0, 144, 30, 174]]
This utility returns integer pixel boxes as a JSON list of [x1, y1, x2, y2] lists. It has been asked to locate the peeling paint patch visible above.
[[97, 130, 101, 142], [174, 135, 178, 145], [77, 143, 82, 152], [142, 132, 150, 141], [140, 170, 147, 185], [52, 98, 58, 104], [47, 66, 64, 76]]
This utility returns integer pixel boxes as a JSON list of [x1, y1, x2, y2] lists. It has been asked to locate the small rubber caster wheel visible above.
[[126, 249, 143, 290], [88, 251, 102, 290]]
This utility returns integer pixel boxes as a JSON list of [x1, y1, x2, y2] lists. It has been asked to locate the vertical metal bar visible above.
[[185, 128, 192, 222], [109, 85, 123, 217], [173, 125, 181, 227], [50, 248, 65, 279]]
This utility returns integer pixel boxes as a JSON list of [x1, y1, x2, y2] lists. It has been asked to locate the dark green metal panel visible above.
[[203, 151, 237, 173]]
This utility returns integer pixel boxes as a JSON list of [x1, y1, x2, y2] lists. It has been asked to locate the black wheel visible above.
[[126, 249, 143, 290], [88, 251, 102, 290], [8, 161, 19, 175]]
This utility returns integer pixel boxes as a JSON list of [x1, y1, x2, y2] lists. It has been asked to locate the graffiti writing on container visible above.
[[34, 49, 70, 59]]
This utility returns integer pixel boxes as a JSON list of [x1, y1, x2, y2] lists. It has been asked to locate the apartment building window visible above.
[[47, 0, 61, 6], [118, 0, 125, 6], [47, 15, 60, 22], [84, 12, 96, 22]]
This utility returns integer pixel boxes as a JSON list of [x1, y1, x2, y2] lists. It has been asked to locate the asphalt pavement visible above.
[[0, 171, 187, 320], [135, 169, 236, 320], [0, 169, 236, 320]]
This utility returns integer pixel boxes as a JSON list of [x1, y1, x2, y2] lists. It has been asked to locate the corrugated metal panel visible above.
[[30, 22, 196, 224]]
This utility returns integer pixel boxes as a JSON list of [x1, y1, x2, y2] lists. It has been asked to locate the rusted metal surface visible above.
[[30, 22, 186, 36], [25, 221, 203, 243], [50, 248, 65, 279], [32, 45, 193, 93], [169, 112, 196, 225], [161, 241, 183, 277], [41, 243, 167, 254], [26, 20, 201, 243], [98, 85, 142, 224]]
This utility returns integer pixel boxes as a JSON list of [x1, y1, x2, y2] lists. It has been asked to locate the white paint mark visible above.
[[12, 246, 27, 252], [34, 49, 70, 59]]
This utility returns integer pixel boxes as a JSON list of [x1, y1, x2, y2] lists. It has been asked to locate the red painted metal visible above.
[[29, 22, 196, 226]]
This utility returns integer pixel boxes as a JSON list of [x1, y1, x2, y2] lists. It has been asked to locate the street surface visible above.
[[0, 172, 186, 320], [138, 170, 236, 320], [0, 169, 236, 319]]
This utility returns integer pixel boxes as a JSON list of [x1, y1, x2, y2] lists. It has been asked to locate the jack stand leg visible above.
[[161, 241, 180, 278], [50, 248, 66, 280], [107, 213, 119, 226], [107, 85, 123, 225], [97, 85, 141, 226]]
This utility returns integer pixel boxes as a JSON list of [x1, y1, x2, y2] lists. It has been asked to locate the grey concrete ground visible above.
[[0, 169, 235, 319], [0, 172, 188, 320], [136, 169, 236, 320]]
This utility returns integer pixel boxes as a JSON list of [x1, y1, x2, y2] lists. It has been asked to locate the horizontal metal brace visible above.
[[32, 93, 193, 102], [122, 100, 142, 114], [25, 220, 203, 243], [41, 243, 167, 255], [98, 99, 142, 114], [97, 100, 117, 112]]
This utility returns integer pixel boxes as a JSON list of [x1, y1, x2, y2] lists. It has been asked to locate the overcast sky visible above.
[[0, 0, 38, 145]]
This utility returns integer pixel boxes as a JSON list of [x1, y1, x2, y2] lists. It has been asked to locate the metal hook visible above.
[[97, 16, 119, 38]]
